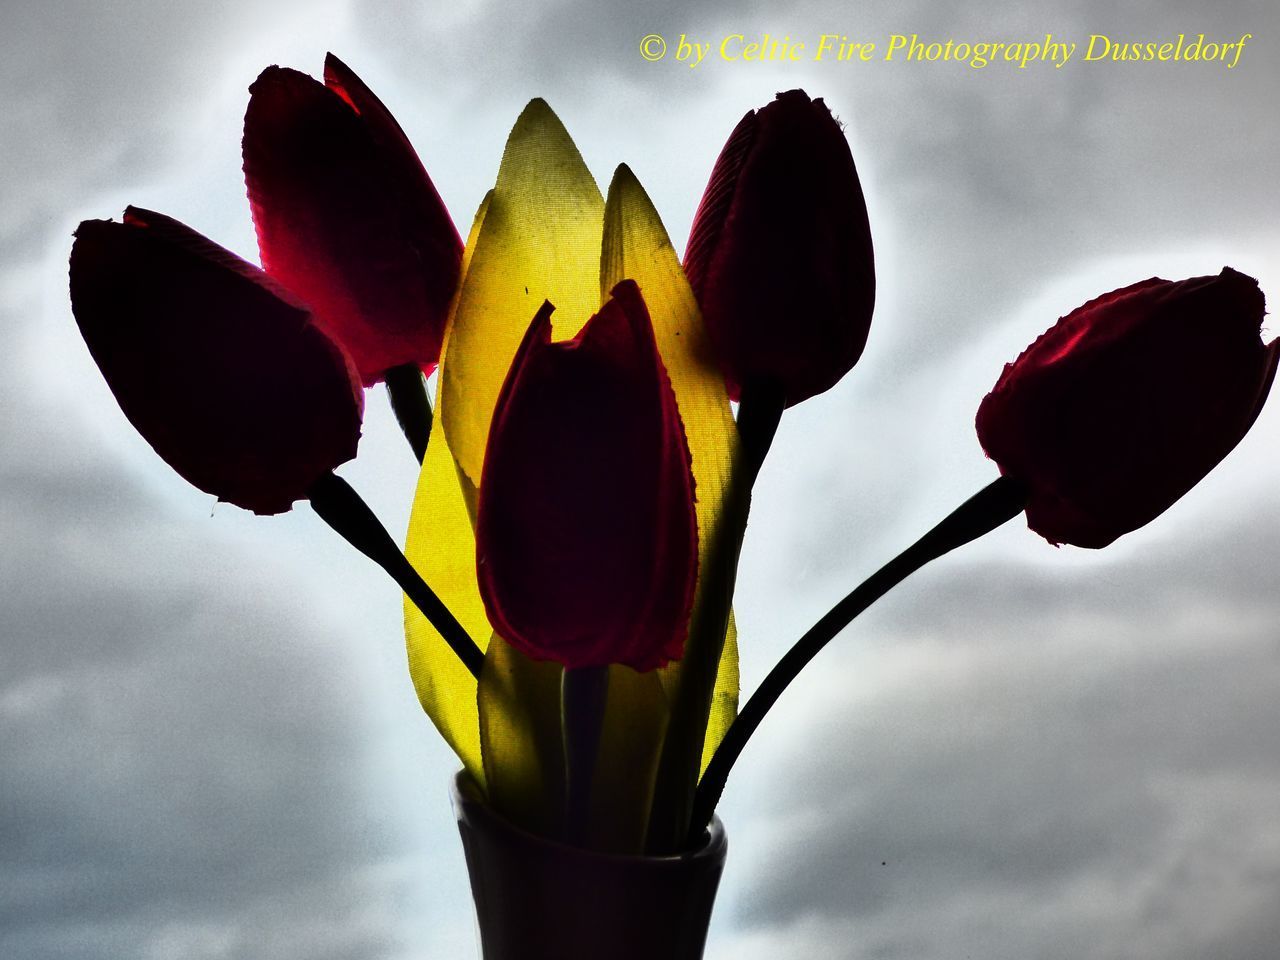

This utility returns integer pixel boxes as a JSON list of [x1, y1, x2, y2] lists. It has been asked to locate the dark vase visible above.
[[452, 772, 728, 960]]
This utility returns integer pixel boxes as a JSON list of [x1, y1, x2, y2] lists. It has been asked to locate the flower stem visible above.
[[384, 363, 433, 465], [562, 664, 610, 845], [684, 474, 1030, 847], [308, 471, 484, 678], [646, 380, 785, 853]]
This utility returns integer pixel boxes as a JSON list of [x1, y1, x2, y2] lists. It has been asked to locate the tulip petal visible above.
[[69, 208, 362, 516], [476, 288, 698, 671], [243, 64, 460, 385], [439, 98, 605, 487], [600, 166, 739, 773], [682, 109, 755, 305], [322, 53, 462, 331]]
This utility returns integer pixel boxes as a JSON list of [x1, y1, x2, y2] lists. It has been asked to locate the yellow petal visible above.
[[600, 164, 740, 770], [440, 98, 605, 488]]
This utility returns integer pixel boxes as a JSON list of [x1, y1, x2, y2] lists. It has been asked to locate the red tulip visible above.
[[69, 207, 364, 516], [475, 281, 698, 672], [684, 89, 875, 408], [976, 268, 1279, 548], [243, 54, 462, 386]]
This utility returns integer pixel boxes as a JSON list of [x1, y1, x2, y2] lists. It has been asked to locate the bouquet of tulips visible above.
[[69, 53, 1277, 954]]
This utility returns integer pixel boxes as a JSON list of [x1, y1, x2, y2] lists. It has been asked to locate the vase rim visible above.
[[451, 770, 727, 865]]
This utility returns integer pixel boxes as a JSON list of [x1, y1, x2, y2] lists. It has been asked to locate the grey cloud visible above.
[[862, 508, 1280, 641], [5, 0, 1280, 957], [350, 0, 760, 96], [0, 561, 430, 959], [0, 280, 419, 958], [0, 481, 405, 956], [729, 502, 1280, 958], [0, 0, 349, 260]]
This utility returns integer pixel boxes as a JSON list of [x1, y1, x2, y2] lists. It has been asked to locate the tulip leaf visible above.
[[600, 165, 741, 772], [587, 665, 669, 853], [440, 98, 605, 489], [402, 192, 492, 783], [703, 610, 739, 773], [477, 634, 566, 838], [403, 416, 491, 782], [461, 190, 493, 278]]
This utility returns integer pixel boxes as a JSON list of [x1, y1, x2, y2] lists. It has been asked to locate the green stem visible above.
[[384, 363, 433, 465], [645, 380, 785, 853], [562, 665, 610, 845], [684, 474, 1030, 847], [308, 471, 484, 678]]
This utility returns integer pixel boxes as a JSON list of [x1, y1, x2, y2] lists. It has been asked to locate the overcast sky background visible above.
[[3, 0, 1280, 957]]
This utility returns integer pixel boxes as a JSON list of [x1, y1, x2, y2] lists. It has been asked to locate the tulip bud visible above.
[[475, 281, 698, 672], [242, 54, 462, 386], [69, 207, 364, 515], [684, 89, 875, 407], [976, 268, 1279, 548]]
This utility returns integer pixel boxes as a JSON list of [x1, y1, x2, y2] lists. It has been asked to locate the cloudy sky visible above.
[[3, 0, 1280, 957]]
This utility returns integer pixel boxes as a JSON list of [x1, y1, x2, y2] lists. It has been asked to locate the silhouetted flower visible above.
[[976, 268, 1279, 547], [684, 89, 875, 407], [70, 207, 363, 515], [243, 54, 462, 385], [475, 280, 698, 671]]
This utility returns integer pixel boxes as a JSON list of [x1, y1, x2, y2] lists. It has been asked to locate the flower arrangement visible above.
[[68, 54, 1277, 959]]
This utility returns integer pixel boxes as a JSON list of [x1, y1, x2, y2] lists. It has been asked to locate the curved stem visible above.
[[308, 471, 484, 678], [384, 363, 433, 465], [684, 474, 1030, 847]]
